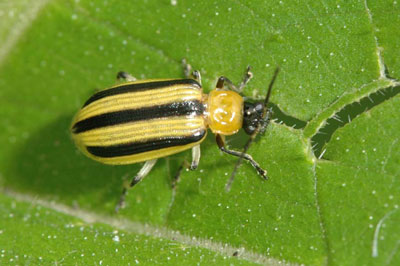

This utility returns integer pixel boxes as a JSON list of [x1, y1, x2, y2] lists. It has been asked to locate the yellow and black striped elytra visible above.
[[71, 79, 206, 164], [71, 63, 279, 211]]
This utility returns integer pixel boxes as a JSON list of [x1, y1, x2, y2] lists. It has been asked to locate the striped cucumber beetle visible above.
[[71, 60, 279, 211]]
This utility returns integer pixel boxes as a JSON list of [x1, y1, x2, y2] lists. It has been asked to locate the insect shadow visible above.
[[7, 113, 219, 215], [7, 114, 180, 211]]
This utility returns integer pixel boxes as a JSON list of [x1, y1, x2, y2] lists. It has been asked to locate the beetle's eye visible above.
[[248, 125, 256, 133], [255, 103, 264, 112]]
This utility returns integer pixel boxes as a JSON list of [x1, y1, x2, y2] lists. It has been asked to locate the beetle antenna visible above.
[[264, 67, 280, 111], [225, 67, 280, 191]]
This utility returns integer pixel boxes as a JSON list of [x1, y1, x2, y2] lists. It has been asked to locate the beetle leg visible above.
[[130, 159, 158, 186], [116, 71, 137, 82], [169, 158, 198, 206], [171, 160, 190, 190], [216, 66, 253, 93], [182, 59, 202, 85], [215, 134, 267, 179], [115, 159, 157, 212], [238, 66, 253, 92], [173, 146, 199, 189], [216, 76, 237, 91], [191, 145, 201, 170], [182, 58, 192, 78], [192, 70, 202, 85]]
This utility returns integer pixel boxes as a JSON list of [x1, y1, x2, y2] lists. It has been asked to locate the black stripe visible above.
[[83, 79, 201, 107], [72, 100, 204, 134], [86, 130, 206, 158]]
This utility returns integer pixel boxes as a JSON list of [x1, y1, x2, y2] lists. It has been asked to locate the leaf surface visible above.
[[0, 0, 399, 265]]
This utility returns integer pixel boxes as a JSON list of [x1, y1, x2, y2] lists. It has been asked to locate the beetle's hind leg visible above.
[[171, 160, 189, 190], [116, 71, 137, 82], [115, 159, 157, 212], [182, 59, 202, 85]]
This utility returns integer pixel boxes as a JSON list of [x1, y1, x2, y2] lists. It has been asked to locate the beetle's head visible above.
[[242, 101, 269, 135]]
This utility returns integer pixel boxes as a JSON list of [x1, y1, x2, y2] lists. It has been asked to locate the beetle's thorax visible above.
[[204, 89, 244, 135]]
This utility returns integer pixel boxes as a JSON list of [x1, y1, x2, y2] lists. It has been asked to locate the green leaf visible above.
[[0, 0, 399, 265], [316, 95, 400, 265], [0, 193, 259, 265]]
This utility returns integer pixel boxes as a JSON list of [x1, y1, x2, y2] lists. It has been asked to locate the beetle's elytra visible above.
[[71, 60, 279, 211]]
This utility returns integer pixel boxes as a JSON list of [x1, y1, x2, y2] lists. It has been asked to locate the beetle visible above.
[[71, 60, 279, 211]]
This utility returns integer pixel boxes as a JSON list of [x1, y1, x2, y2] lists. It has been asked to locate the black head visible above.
[[242, 67, 278, 136], [242, 101, 270, 135]]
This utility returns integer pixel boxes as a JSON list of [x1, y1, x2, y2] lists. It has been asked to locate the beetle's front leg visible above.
[[216, 66, 253, 93], [215, 134, 267, 179]]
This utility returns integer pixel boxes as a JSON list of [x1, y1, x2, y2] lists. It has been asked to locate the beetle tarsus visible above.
[[192, 70, 202, 85], [182, 59, 192, 78], [115, 187, 127, 213], [130, 177, 141, 187], [238, 66, 253, 92], [117, 71, 136, 82], [182, 59, 202, 84]]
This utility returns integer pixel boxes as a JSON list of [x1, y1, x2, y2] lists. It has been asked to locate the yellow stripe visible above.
[[77, 85, 202, 121], [108, 78, 193, 88], [75, 117, 205, 146], [85, 138, 206, 165]]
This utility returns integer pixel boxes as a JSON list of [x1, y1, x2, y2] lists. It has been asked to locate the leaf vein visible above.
[[4, 189, 297, 266]]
